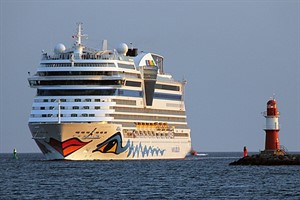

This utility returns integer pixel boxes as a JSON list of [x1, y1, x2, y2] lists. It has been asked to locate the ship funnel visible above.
[[102, 40, 108, 51]]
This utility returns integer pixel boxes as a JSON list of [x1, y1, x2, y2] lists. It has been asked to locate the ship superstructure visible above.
[[28, 23, 191, 160]]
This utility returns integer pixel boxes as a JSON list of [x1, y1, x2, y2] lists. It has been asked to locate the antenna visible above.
[[270, 93, 276, 101], [72, 22, 88, 59], [72, 22, 88, 46]]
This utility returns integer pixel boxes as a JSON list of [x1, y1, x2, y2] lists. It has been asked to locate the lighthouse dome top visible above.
[[267, 99, 277, 108]]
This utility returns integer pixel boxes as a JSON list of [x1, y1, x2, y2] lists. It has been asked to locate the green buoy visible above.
[[13, 148, 18, 159]]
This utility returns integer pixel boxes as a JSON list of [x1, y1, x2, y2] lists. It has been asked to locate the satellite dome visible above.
[[117, 43, 128, 55], [54, 43, 66, 54]]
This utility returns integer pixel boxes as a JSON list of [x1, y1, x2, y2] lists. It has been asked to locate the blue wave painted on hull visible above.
[[127, 141, 165, 158], [92, 132, 129, 154], [93, 132, 165, 158]]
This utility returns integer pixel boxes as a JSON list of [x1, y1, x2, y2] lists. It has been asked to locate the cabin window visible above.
[[125, 81, 141, 87], [155, 84, 180, 91]]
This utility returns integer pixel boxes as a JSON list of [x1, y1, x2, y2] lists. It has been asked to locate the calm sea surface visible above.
[[1, 152, 299, 199]]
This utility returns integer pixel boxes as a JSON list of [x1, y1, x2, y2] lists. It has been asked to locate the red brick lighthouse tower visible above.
[[263, 97, 284, 155]]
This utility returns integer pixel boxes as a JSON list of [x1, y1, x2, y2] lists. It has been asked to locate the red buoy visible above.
[[263, 97, 280, 151], [243, 146, 248, 157]]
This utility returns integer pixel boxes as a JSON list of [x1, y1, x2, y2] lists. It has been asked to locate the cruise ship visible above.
[[28, 23, 191, 160]]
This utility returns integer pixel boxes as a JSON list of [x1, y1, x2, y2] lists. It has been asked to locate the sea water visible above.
[[1, 152, 299, 199]]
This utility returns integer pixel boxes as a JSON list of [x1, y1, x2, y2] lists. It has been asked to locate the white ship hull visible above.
[[29, 123, 191, 160]]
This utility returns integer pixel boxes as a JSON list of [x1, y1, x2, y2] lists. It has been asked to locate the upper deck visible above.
[[28, 23, 188, 124]]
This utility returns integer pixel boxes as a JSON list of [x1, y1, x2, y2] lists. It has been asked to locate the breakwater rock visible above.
[[229, 154, 300, 165]]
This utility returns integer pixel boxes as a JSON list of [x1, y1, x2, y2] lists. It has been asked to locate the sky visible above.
[[0, 0, 299, 153]]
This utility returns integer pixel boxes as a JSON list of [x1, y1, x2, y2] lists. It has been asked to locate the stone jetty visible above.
[[230, 153, 300, 165]]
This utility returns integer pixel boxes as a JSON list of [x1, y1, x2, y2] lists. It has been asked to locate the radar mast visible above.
[[72, 22, 87, 59]]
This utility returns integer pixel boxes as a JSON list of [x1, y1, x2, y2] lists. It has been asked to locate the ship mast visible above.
[[73, 22, 87, 59]]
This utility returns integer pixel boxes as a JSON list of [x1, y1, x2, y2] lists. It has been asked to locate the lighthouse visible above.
[[263, 97, 284, 155]]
